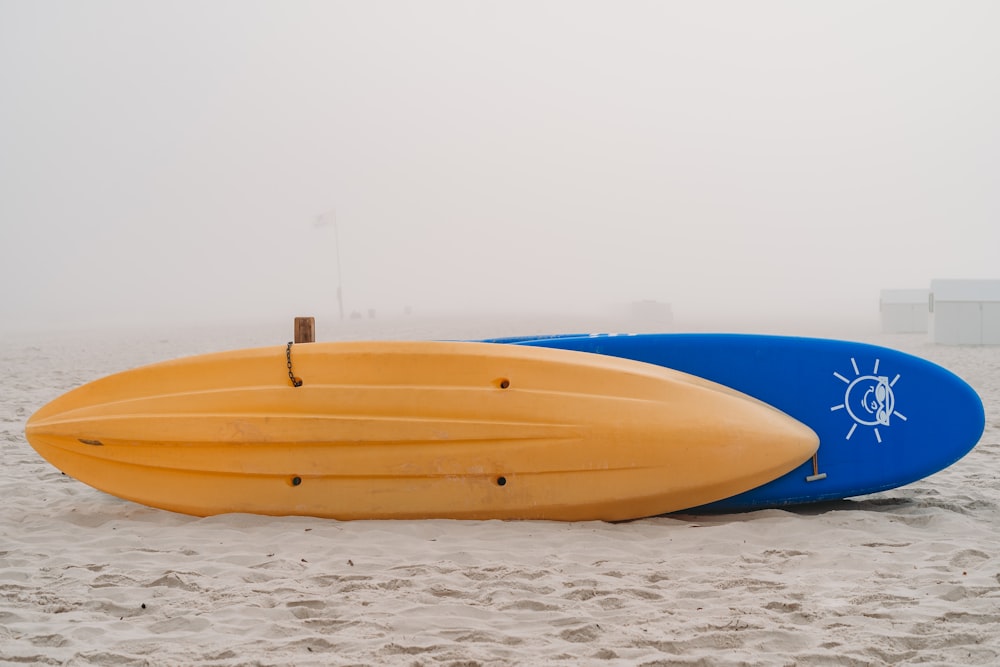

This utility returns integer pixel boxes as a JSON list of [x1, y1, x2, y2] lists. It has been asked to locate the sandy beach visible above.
[[2, 316, 998, 666]]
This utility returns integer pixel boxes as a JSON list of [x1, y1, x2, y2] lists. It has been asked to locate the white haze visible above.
[[1, 1, 998, 334]]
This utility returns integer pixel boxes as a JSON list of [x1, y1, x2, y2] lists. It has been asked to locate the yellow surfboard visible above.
[[25, 341, 818, 521]]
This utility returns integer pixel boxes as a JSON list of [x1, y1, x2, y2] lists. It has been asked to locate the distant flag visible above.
[[314, 210, 336, 228]]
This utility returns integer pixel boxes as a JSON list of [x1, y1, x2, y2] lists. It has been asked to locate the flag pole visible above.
[[315, 210, 344, 320], [333, 215, 344, 321]]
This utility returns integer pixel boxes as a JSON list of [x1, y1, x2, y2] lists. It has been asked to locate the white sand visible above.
[[2, 316, 998, 666]]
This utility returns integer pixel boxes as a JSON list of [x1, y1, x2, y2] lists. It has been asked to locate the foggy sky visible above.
[[2, 1, 998, 332]]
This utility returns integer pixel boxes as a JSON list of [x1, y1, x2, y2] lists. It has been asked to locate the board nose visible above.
[[741, 403, 820, 483]]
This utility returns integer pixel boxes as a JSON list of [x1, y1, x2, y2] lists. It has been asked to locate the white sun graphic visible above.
[[831, 357, 907, 443]]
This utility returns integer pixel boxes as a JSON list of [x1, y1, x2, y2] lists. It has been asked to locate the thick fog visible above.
[[2, 1, 998, 333]]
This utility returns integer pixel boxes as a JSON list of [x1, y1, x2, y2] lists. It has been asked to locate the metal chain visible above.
[[286, 342, 303, 387]]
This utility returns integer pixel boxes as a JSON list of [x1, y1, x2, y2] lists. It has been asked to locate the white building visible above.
[[879, 289, 930, 333], [929, 279, 1000, 345]]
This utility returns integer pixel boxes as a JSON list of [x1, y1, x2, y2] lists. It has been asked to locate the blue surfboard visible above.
[[482, 333, 985, 512]]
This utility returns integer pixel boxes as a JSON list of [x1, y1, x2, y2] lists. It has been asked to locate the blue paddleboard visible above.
[[483, 333, 985, 512]]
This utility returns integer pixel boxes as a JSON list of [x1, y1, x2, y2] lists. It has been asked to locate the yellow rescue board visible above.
[[25, 341, 818, 521]]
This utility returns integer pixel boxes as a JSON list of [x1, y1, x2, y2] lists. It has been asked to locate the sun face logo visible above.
[[831, 357, 907, 443]]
